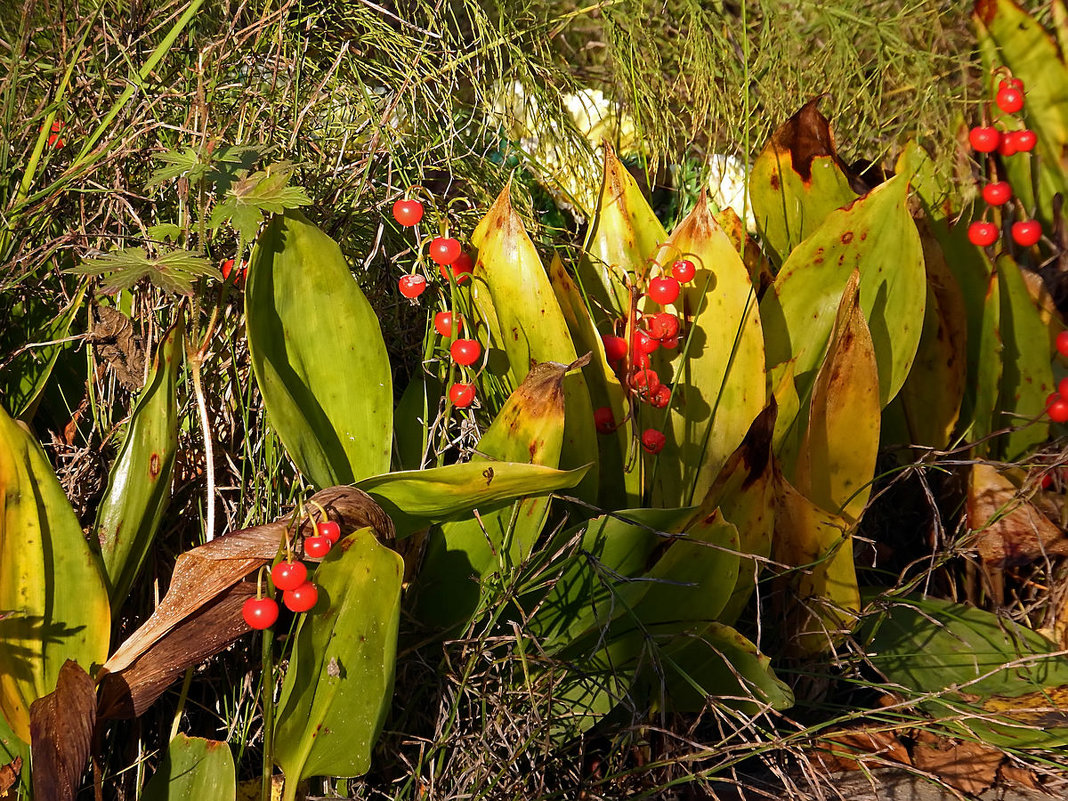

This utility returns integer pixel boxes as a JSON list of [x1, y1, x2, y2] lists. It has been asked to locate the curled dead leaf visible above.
[[967, 464, 1068, 568], [29, 661, 95, 801], [911, 738, 1003, 796]]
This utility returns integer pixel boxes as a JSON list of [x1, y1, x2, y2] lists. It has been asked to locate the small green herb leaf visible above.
[[209, 161, 311, 239], [66, 247, 214, 295]]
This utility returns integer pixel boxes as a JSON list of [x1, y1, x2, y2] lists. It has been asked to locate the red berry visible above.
[[243, 597, 279, 630], [1012, 129, 1036, 152], [1058, 377, 1068, 401], [633, 329, 659, 355], [967, 221, 999, 247], [641, 428, 666, 454], [429, 237, 462, 266], [998, 135, 1018, 157], [1004, 77, 1024, 92], [969, 126, 1001, 153], [996, 85, 1025, 114], [660, 336, 679, 350], [1056, 331, 1068, 357], [1012, 220, 1041, 247], [439, 250, 473, 283], [649, 385, 671, 408], [304, 536, 331, 559], [393, 198, 424, 227], [602, 334, 628, 363], [981, 181, 1011, 206], [398, 274, 427, 298], [449, 382, 475, 408], [593, 406, 615, 434], [1049, 399, 1068, 423], [450, 338, 481, 366], [671, 259, 696, 283], [647, 276, 681, 305], [283, 582, 319, 613], [647, 312, 679, 340], [434, 311, 459, 337], [271, 560, 307, 591], [631, 367, 661, 394], [317, 520, 341, 543]]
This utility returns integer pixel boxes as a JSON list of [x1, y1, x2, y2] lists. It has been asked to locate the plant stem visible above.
[[260, 629, 276, 801], [188, 348, 216, 541]]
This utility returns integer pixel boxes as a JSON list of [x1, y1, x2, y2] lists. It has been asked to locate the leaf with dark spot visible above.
[[29, 661, 95, 801]]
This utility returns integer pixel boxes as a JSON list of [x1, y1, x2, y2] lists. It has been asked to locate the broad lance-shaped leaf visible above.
[[772, 474, 859, 656], [356, 462, 589, 541], [861, 594, 1068, 748], [142, 734, 236, 801], [650, 191, 766, 508], [760, 173, 926, 413], [793, 271, 879, 522], [95, 313, 183, 610], [749, 98, 858, 265], [247, 210, 392, 488], [414, 361, 568, 629], [548, 254, 639, 508], [976, 0, 1068, 224], [470, 184, 598, 501], [695, 402, 776, 626], [578, 142, 667, 320], [0, 404, 110, 742], [996, 255, 1052, 460], [274, 528, 402, 793]]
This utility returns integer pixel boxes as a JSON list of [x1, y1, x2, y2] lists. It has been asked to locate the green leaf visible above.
[[0, 404, 110, 742], [210, 162, 311, 239], [146, 147, 203, 188], [760, 174, 926, 413], [356, 462, 591, 540], [141, 734, 236, 801], [65, 247, 214, 296], [861, 594, 1068, 748], [246, 211, 392, 488], [94, 314, 183, 611], [274, 528, 402, 788]]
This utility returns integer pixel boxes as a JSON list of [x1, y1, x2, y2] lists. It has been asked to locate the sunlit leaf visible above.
[[65, 247, 214, 296], [142, 734, 236, 801]]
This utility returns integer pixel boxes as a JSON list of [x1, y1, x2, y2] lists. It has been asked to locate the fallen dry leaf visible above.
[[0, 757, 21, 797], [967, 464, 1068, 568], [912, 738, 1003, 795], [810, 726, 912, 772], [998, 762, 1041, 791], [29, 661, 95, 801]]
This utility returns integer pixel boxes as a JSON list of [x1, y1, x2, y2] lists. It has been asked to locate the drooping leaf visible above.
[[470, 183, 598, 501], [65, 247, 215, 296], [29, 660, 95, 801], [772, 474, 859, 656], [760, 174, 926, 413], [246, 211, 392, 488], [861, 594, 1068, 748], [274, 528, 402, 788], [793, 271, 880, 522], [749, 98, 858, 264], [141, 734, 236, 801], [577, 142, 667, 319], [0, 405, 110, 743], [95, 314, 183, 611], [651, 191, 766, 507]]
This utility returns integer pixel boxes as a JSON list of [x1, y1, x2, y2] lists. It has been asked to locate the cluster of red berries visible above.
[[46, 120, 64, 149], [967, 76, 1042, 249], [392, 195, 482, 409], [1047, 332, 1068, 424], [220, 258, 247, 284], [241, 517, 342, 630], [595, 258, 697, 455]]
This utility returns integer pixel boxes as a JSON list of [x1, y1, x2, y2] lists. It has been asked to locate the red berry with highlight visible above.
[[981, 182, 1011, 206], [660, 336, 679, 350], [1012, 129, 1036, 152], [271, 561, 307, 591], [633, 329, 659, 355], [434, 311, 459, 337], [283, 582, 319, 613], [594, 406, 615, 434], [449, 382, 475, 408], [393, 198, 424, 227], [969, 126, 1000, 153], [602, 334, 628, 363], [641, 429, 666, 454], [439, 250, 473, 283], [996, 84, 1025, 114], [631, 367, 661, 394], [398, 274, 427, 298], [671, 259, 696, 283], [429, 237, 462, 266], [317, 520, 341, 543], [304, 536, 331, 559], [967, 221, 998, 247], [1012, 220, 1041, 247], [450, 338, 481, 366], [647, 276, 680, 305], [1049, 399, 1068, 424], [647, 312, 679, 340], [649, 385, 671, 409], [243, 597, 279, 630], [1058, 377, 1068, 401]]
